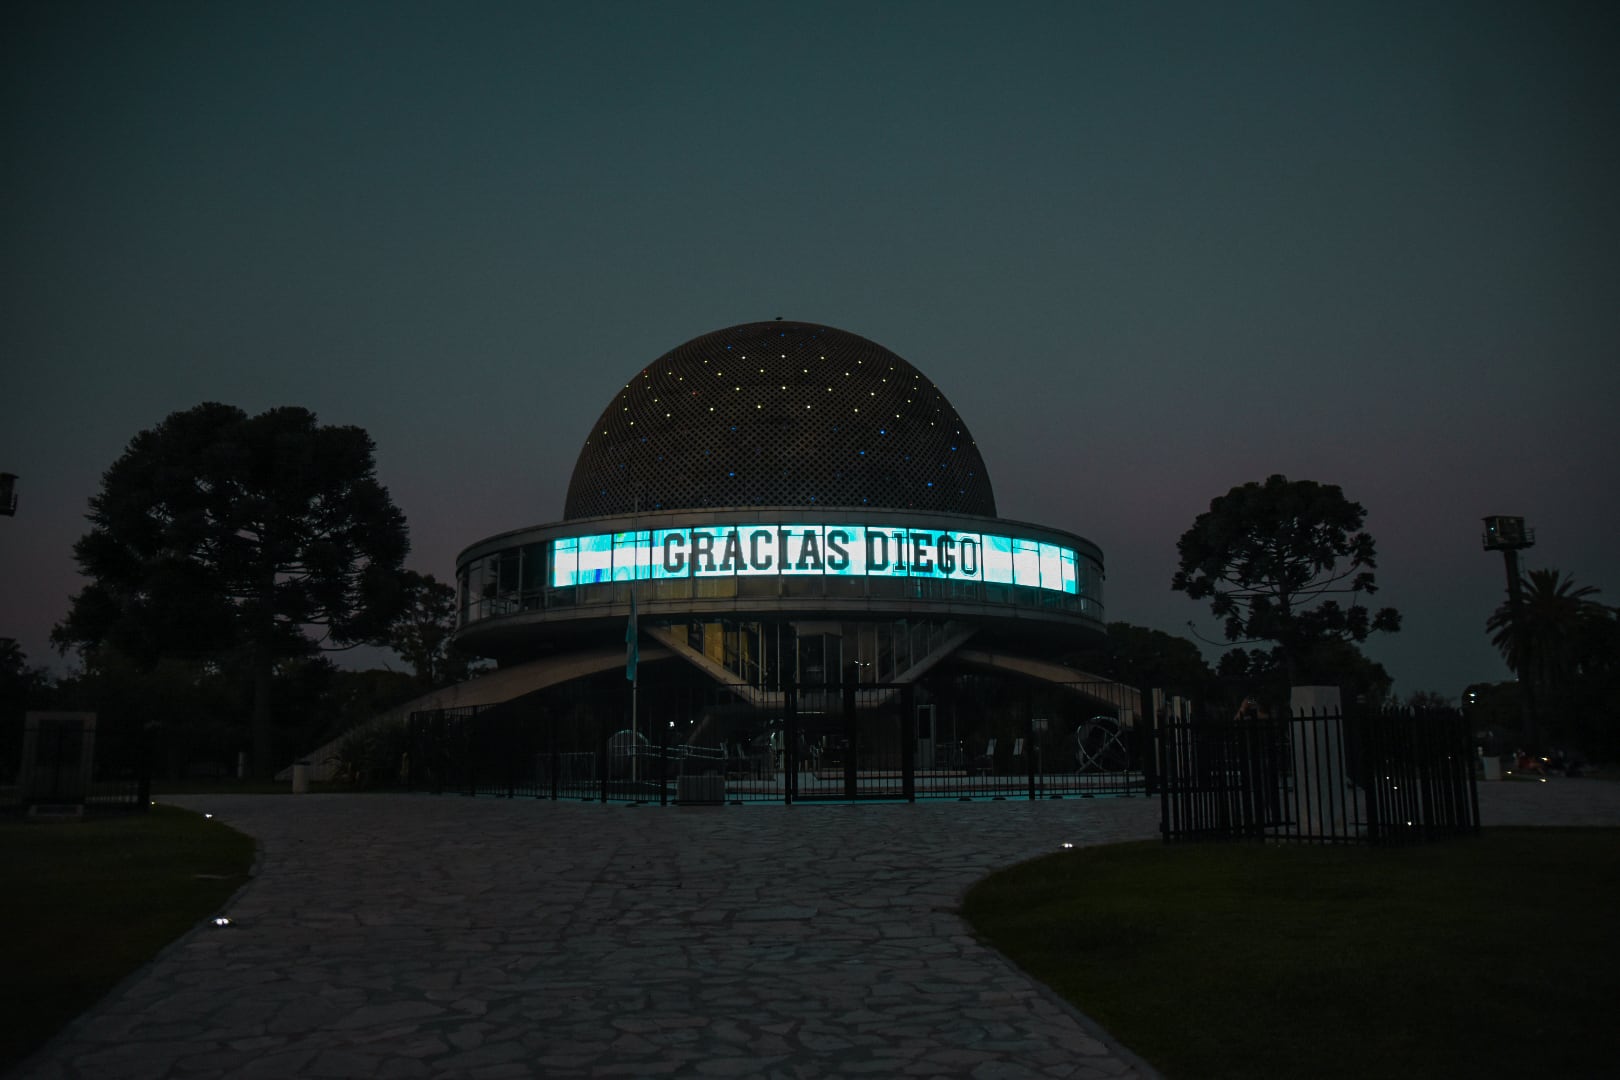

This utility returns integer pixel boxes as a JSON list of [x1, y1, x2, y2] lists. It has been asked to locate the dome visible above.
[[563, 321, 997, 520]]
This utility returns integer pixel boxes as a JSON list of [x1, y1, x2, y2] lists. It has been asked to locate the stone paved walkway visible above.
[[22, 780, 1619, 1080], [24, 795, 1164, 1080]]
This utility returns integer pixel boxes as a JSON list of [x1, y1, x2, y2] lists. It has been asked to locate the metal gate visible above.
[[1158, 703, 1480, 844], [405, 677, 1146, 805]]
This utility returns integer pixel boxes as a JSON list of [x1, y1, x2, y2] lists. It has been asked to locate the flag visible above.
[[625, 588, 639, 682]]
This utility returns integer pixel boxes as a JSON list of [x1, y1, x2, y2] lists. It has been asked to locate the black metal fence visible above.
[[401, 678, 1146, 805], [1159, 704, 1479, 844], [1, 712, 150, 816]]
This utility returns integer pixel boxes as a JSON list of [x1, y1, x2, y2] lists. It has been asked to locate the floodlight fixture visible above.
[[1481, 515, 1533, 551]]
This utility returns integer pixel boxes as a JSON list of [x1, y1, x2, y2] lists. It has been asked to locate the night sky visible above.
[[4, 1, 1616, 700]]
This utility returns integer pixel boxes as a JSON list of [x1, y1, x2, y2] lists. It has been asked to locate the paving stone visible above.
[[392, 1033, 451, 1057], [267, 996, 352, 1032], [307, 1049, 381, 1077], [37, 786, 1600, 1079], [607, 1031, 659, 1054], [736, 905, 818, 920], [593, 1061, 683, 1076], [695, 1055, 791, 1075], [218, 1049, 319, 1079], [971, 1063, 1045, 1080]]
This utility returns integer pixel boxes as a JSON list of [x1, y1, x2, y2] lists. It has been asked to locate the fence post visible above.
[[547, 709, 559, 801], [599, 697, 609, 804], [431, 710, 445, 795], [503, 709, 516, 799], [658, 695, 669, 807], [843, 680, 858, 800], [784, 683, 798, 806], [1158, 697, 1173, 839], [1462, 710, 1481, 834], [409, 712, 422, 792], [1140, 684, 1159, 796], [902, 683, 916, 803], [1364, 706, 1382, 843], [1026, 688, 1037, 802]]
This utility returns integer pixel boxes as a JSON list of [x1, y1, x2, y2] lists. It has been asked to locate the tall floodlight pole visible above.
[[1482, 516, 1537, 750]]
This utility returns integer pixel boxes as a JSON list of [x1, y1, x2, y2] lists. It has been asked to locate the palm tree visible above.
[[1487, 569, 1614, 690]]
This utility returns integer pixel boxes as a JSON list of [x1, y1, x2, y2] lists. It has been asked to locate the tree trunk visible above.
[[251, 641, 274, 778]]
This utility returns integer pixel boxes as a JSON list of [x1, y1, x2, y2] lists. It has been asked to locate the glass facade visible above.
[[547, 523, 1081, 595], [458, 529, 1103, 628]]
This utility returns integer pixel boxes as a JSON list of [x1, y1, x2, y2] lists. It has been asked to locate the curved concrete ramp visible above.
[[283, 645, 672, 780], [953, 648, 1142, 721]]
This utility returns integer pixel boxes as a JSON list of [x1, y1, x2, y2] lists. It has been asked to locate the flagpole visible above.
[[628, 566, 640, 786], [622, 495, 641, 790], [632, 602, 639, 786], [627, 493, 642, 788]]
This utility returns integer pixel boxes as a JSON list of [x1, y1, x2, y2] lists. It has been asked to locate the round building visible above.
[[437, 321, 1136, 802]]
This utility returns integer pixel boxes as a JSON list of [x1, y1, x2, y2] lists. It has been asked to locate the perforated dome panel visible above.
[[564, 321, 996, 520]]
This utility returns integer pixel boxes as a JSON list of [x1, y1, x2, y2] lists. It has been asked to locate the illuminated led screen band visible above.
[[550, 525, 1080, 594]]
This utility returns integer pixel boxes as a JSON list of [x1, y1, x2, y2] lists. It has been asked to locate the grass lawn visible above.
[[0, 805, 255, 1073], [963, 829, 1620, 1080]]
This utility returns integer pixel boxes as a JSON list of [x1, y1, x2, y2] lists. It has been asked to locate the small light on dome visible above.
[[213, 917, 231, 927], [204, 813, 213, 819], [1062, 842, 1074, 849]]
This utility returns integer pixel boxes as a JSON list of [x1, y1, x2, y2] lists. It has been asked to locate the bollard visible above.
[[292, 760, 310, 794]]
